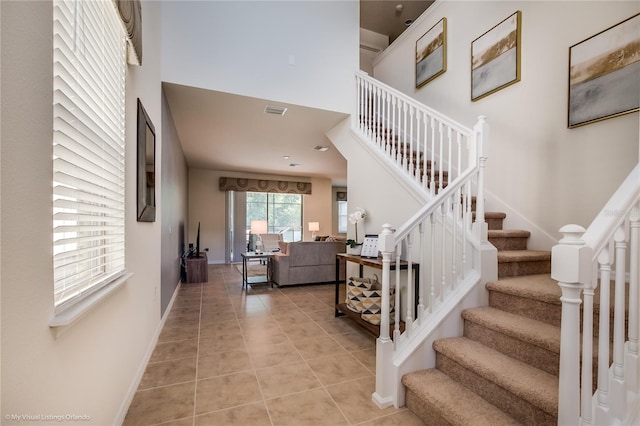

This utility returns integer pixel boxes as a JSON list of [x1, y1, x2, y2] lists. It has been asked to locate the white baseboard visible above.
[[113, 280, 182, 425]]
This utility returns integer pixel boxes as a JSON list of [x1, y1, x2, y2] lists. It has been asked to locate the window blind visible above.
[[53, 0, 127, 311]]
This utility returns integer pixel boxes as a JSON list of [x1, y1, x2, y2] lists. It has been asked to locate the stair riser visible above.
[[405, 390, 453, 426], [498, 260, 551, 278], [464, 321, 559, 376], [489, 288, 627, 338], [488, 291, 561, 327], [489, 237, 529, 251], [486, 217, 504, 231], [436, 354, 557, 426]]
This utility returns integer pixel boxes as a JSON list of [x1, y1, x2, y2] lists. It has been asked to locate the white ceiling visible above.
[[162, 1, 433, 188], [163, 83, 349, 185]]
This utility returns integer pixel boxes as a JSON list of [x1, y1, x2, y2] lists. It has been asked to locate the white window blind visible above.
[[53, 0, 127, 312]]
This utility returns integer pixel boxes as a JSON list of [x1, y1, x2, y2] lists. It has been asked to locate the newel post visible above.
[[551, 224, 591, 425], [472, 115, 489, 243], [372, 223, 396, 409]]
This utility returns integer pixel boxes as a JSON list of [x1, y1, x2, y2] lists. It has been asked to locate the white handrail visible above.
[[552, 163, 640, 425], [354, 73, 491, 408]]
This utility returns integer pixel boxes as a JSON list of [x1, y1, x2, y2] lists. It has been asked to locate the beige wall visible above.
[[373, 1, 640, 245], [188, 169, 339, 263], [1, 2, 169, 424]]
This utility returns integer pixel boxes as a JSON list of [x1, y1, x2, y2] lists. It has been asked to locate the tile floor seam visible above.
[[190, 283, 203, 426]]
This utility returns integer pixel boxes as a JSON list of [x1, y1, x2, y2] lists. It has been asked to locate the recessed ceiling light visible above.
[[289, 163, 301, 167], [283, 155, 290, 159], [264, 105, 288, 116], [314, 145, 329, 152]]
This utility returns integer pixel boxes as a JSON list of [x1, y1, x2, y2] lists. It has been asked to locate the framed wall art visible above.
[[137, 98, 156, 222], [416, 18, 447, 88], [568, 13, 640, 128], [471, 11, 521, 101]]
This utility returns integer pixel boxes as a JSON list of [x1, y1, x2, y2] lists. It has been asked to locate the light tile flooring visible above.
[[123, 264, 424, 426]]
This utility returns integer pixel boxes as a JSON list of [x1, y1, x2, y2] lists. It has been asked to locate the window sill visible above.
[[49, 272, 133, 328]]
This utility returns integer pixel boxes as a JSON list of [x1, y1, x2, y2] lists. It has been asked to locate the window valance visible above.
[[113, 0, 142, 65], [219, 177, 312, 194]]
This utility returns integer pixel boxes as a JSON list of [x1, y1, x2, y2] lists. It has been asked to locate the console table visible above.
[[334, 253, 419, 337], [185, 252, 208, 283]]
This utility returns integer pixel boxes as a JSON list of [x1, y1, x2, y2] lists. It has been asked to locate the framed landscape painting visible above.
[[471, 11, 521, 101], [568, 13, 640, 128], [416, 18, 447, 88]]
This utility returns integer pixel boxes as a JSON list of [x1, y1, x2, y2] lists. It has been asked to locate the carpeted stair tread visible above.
[[462, 306, 560, 353], [489, 229, 530, 238], [497, 250, 551, 262], [402, 369, 522, 426], [433, 337, 559, 416], [486, 274, 561, 305]]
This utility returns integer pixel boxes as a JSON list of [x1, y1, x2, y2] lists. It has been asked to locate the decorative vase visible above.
[[348, 244, 362, 255]]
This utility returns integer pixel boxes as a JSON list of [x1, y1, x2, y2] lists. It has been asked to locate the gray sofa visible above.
[[272, 241, 346, 286]]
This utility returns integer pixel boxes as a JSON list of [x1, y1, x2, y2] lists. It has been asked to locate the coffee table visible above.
[[241, 251, 274, 288]]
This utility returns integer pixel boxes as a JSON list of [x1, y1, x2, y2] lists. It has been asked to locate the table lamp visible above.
[[308, 221, 320, 241], [250, 220, 268, 252]]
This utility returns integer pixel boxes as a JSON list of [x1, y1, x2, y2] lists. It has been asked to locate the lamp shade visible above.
[[308, 222, 320, 232], [250, 220, 268, 235]]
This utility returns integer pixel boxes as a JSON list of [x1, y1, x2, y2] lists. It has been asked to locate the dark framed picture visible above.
[[137, 98, 156, 222], [416, 18, 447, 88], [568, 13, 640, 128], [471, 11, 522, 101]]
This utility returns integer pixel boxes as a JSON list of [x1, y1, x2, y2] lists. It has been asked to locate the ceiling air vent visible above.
[[264, 105, 288, 116]]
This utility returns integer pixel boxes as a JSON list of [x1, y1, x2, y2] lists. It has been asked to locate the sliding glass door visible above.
[[227, 191, 303, 262]]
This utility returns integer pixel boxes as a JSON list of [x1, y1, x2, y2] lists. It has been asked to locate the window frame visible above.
[[51, 0, 131, 325]]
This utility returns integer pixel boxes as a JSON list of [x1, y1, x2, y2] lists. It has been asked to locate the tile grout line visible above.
[[191, 280, 204, 426]]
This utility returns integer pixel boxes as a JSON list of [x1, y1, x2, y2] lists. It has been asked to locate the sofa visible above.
[[271, 241, 346, 286]]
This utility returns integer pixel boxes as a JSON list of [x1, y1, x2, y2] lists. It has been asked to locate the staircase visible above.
[[402, 210, 560, 425], [350, 72, 639, 424]]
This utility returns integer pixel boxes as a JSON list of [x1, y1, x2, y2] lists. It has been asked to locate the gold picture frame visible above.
[[471, 11, 522, 101], [416, 18, 447, 88], [568, 13, 640, 128]]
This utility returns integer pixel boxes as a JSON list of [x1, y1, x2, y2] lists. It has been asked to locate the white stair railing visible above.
[[353, 72, 493, 408], [552, 163, 640, 425]]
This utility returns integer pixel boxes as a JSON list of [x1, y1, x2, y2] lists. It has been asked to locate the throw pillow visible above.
[[345, 277, 374, 313], [360, 287, 396, 325]]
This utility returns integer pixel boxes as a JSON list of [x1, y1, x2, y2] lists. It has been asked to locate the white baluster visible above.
[[581, 281, 595, 425], [595, 247, 612, 425], [446, 126, 452, 189], [390, 97, 397, 159], [438, 121, 444, 193], [408, 106, 415, 177], [401, 101, 408, 168], [383, 91, 389, 152], [472, 116, 489, 243], [551, 224, 588, 426], [610, 226, 627, 419], [429, 116, 436, 196], [405, 233, 414, 335], [422, 113, 428, 190], [430, 212, 436, 312], [394, 246, 401, 342], [418, 221, 425, 321], [452, 191, 459, 289], [440, 203, 447, 298], [628, 205, 640, 395]]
